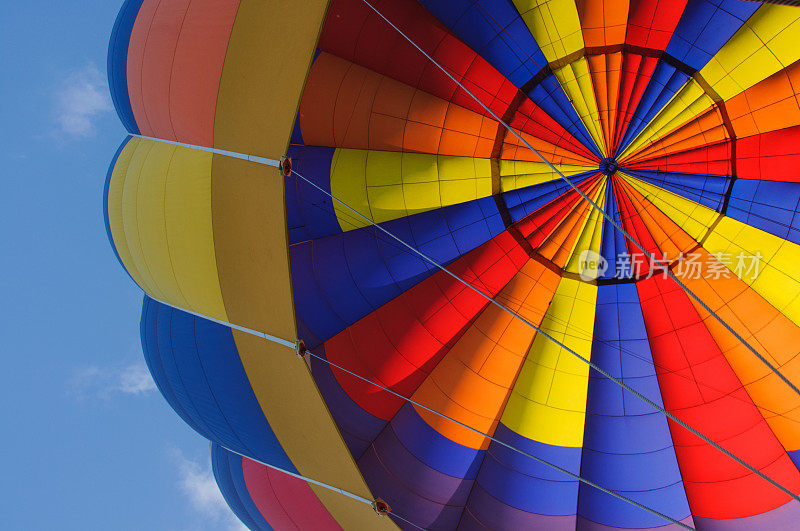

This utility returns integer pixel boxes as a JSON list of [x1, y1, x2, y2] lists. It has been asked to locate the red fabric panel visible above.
[[324, 231, 529, 420], [168, 0, 239, 146], [129, 0, 189, 140], [637, 276, 800, 519], [627, 142, 731, 175], [125, 0, 238, 144], [242, 457, 342, 530], [625, 0, 689, 50], [127, 0, 161, 136], [736, 126, 800, 182]]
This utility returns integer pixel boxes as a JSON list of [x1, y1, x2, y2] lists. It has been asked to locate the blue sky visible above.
[[1, 3, 244, 529]]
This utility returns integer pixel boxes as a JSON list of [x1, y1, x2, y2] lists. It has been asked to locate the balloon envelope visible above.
[[105, 0, 800, 529]]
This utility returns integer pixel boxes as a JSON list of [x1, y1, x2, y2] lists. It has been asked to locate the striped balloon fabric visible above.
[[104, 0, 800, 529]]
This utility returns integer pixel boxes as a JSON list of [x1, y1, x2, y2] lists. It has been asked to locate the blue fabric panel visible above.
[[169, 309, 256, 453], [284, 146, 340, 244], [625, 169, 730, 211], [504, 172, 595, 223], [579, 480, 691, 530], [140, 297, 208, 438], [418, 0, 600, 156], [617, 64, 690, 156], [727, 179, 800, 245], [419, 0, 546, 87], [390, 404, 484, 479], [107, 0, 143, 134], [308, 347, 386, 458], [579, 284, 690, 528], [355, 406, 485, 530], [149, 301, 218, 439], [528, 75, 602, 158], [665, 0, 759, 71], [476, 423, 581, 515], [104, 136, 134, 280], [371, 417, 476, 504], [212, 444, 273, 531], [290, 197, 504, 348], [789, 449, 800, 472], [358, 444, 465, 530], [140, 297, 297, 471], [600, 182, 633, 280]]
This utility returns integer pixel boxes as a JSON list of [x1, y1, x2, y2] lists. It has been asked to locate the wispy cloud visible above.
[[69, 359, 156, 401], [54, 63, 112, 137], [171, 448, 248, 531]]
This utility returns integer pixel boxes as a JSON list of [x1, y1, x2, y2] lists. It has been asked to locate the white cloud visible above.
[[117, 362, 158, 394], [171, 448, 249, 531], [69, 359, 156, 401], [54, 63, 112, 137]]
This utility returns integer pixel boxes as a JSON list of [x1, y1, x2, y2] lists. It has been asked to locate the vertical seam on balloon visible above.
[[135, 0, 162, 137], [164, 0, 190, 141], [158, 142, 191, 310], [128, 140, 164, 299]]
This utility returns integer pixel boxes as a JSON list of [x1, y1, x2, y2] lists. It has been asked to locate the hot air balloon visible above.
[[104, 0, 800, 529]]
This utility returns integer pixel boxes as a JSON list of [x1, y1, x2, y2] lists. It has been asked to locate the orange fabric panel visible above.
[[621, 106, 727, 165], [411, 260, 560, 449], [499, 129, 597, 165], [169, 0, 239, 146], [577, 0, 630, 47], [674, 250, 800, 452], [726, 60, 800, 138], [587, 53, 622, 153], [298, 52, 499, 157]]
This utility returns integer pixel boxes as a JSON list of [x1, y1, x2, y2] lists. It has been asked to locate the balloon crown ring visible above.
[[599, 157, 618, 176]]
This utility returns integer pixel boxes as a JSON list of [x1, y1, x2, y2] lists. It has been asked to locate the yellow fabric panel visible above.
[[233, 332, 397, 531], [134, 142, 190, 309], [700, 5, 800, 101], [109, 137, 227, 319], [619, 80, 714, 161], [500, 277, 597, 447], [513, 0, 584, 63], [330, 149, 493, 231], [553, 58, 607, 156], [499, 160, 592, 192], [704, 218, 800, 329], [119, 138, 166, 301], [214, 0, 329, 158], [564, 179, 607, 275], [619, 173, 718, 243], [163, 147, 227, 319], [107, 137, 149, 292], [208, 155, 381, 527], [210, 156, 297, 338]]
